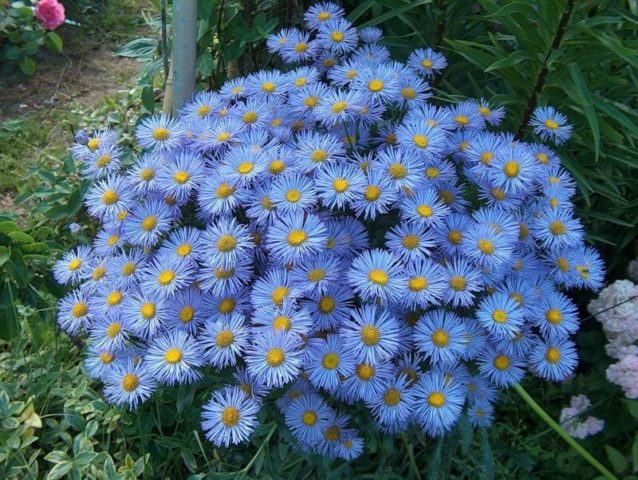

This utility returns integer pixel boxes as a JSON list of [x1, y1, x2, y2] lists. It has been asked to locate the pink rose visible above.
[[35, 0, 65, 30]]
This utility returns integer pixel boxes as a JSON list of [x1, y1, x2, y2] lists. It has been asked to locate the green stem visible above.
[[238, 423, 277, 479], [514, 384, 618, 480]]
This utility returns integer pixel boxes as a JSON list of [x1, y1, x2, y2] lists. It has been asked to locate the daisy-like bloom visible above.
[[571, 245, 605, 291], [280, 30, 320, 63], [145, 331, 204, 385], [405, 104, 455, 131], [532, 208, 584, 250], [71, 128, 118, 161], [341, 304, 401, 363], [529, 291, 579, 339], [180, 91, 225, 120], [200, 313, 251, 368], [201, 386, 260, 447], [155, 151, 205, 203], [352, 64, 400, 104], [219, 77, 247, 102], [461, 223, 513, 269], [136, 113, 184, 151], [245, 331, 303, 388], [396, 121, 447, 160], [270, 173, 318, 213], [56, 289, 92, 335], [400, 187, 451, 228], [340, 360, 396, 402], [220, 146, 267, 186], [306, 334, 355, 391], [201, 217, 254, 269], [442, 256, 483, 308], [407, 48, 448, 78], [490, 143, 539, 194], [476, 292, 525, 339], [159, 227, 203, 263], [104, 360, 156, 409], [164, 288, 206, 335], [328, 58, 365, 87], [432, 213, 472, 256], [140, 253, 195, 299], [83, 143, 122, 179], [290, 253, 343, 295], [384, 223, 436, 263], [197, 173, 248, 221], [358, 26, 382, 43], [468, 400, 495, 428], [366, 374, 416, 434], [478, 349, 526, 387], [401, 258, 447, 309], [266, 213, 328, 265], [245, 70, 290, 99], [377, 147, 425, 193], [126, 153, 163, 195], [108, 249, 147, 288], [123, 293, 167, 340], [414, 309, 466, 366], [335, 432, 364, 460], [449, 101, 485, 130], [412, 371, 465, 437], [286, 66, 320, 90], [316, 18, 358, 54], [324, 216, 369, 259], [471, 98, 506, 126], [285, 393, 334, 444], [85, 175, 135, 222], [301, 284, 355, 330], [266, 27, 298, 53], [288, 82, 328, 119], [293, 131, 346, 172], [89, 314, 129, 351], [351, 167, 398, 220], [121, 200, 174, 248], [84, 345, 122, 381], [252, 306, 313, 336], [91, 282, 130, 316], [205, 288, 251, 319], [304, 2, 345, 30], [530, 106, 573, 144], [200, 118, 246, 151], [529, 338, 578, 382], [250, 268, 303, 312], [53, 245, 93, 285], [348, 249, 406, 304], [315, 163, 366, 210], [314, 88, 363, 126], [463, 132, 506, 179]]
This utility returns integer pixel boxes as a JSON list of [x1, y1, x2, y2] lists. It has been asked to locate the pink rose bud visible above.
[[35, 0, 66, 31]]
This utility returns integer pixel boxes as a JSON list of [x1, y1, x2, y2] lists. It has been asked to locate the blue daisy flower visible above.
[[122, 293, 167, 341], [56, 289, 92, 336], [245, 331, 303, 388], [83, 143, 122, 179], [145, 331, 204, 385], [290, 253, 343, 295], [341, 304, 401, 363], [164, 288, 206, 335], [53, 245, 93, 286], [251, 306, 313, 336], [265, 213, 327, 265], [396, 121, 447, 159], [197, 258, 253, 298], [407, 48, 448, 78], [412, 371, 465, 437], [200, 313, 251, 368], [476, 292, 525, 339], [300, 285, 355, 330], [462, 223, 513, 269], [201, 217, 254, 269], [359, 26, 383, 43], [201, 386, 260, 447], [199, 118, 246, 151], [316, 18, 358, 54], [125, 153, 163, 194], [414, 309, 466, 366], [478, 349, 526, 387], [286, 66, 321, 90], [384, 223, 436, 263], [267, 28, 297, 53], [529, 106, 572, 144], [468, 400, 495, 428], [245, 70, 290, 99], [140, 253, 196, 299], [158, 227, 203, 263], [472, 98, 506, 126], [571, 245, 605, 291], [530, 291, 579, 339], [404, 104, 455, 131], [432, 213, 472, 256], [136, 113, 184, 151], [293, 131, 346, 172], [366, 374, 416, 434], [180, 91, 226, 120], [351, 167, 398, 220], [304, 2, 345, 30], [121, 200, 174, 248], [205, 287, 252, 319], [352, 64, 400, 104], [104, 359, 156, 409], [340, 360, 395, 402], [155, 151, 205, 203], [532, 208, 584, 250], [400, 186, 451, 228], [401, 258, 447, 309], [315, 163, 366, 210], [314, 88, 364, 126], [348, 249, 406, 304], [324, 216, 369, 259], [89, 314, 130, 351], [71, 128, 118, 161], [250, 268, 303, 312], [85, 175, 135, 222], [529, 337, 578, 382], [270, 173, 318, 213], [285, 393, 334, 444], [84, 345, 121, 381], [442, 256, 483, 308], [377, 147, 425, 193], [108, 249, 147, 288], [306, 334, 355, 391]]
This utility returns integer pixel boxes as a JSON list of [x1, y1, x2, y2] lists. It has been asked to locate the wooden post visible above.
[[172, 0, 197, 114]]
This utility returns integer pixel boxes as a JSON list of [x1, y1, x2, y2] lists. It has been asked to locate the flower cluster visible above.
[[559, 395, 604, 440], [54, 2, 604, 458], [588, 276, 638, 399]]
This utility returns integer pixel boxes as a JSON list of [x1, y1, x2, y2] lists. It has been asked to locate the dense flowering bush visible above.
[[54, 2, 605, 459], [559, 395, 604, 440]]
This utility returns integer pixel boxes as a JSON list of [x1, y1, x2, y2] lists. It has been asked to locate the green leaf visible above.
[[0, 246, 9, 267], [605, 445, 628, 474], [45, 451, 72, 464], [46, 462, 73, 480], [485, 50, 529, 72], [633, 434, 638, 473], [19, 56, 36, 76], [141, 86, 155, 114], [567, 63, 600, 161], [358, 0, 433, 28], [0, 221, 20, 233], [8, 231, 35, 244], [45, 31, 63, 53]]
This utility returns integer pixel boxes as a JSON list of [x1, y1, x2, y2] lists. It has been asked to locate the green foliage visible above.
[[0, 1, 64, 76]]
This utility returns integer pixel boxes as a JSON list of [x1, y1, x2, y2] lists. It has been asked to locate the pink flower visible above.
[[606, 354, 638, 399], [35, 0, 65, 30], [559, 395, 605, 439]]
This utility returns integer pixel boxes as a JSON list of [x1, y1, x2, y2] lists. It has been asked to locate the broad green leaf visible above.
[[19, 55, 36, 76], [606, 445, 628, 474], [45, 31, 63, 53]]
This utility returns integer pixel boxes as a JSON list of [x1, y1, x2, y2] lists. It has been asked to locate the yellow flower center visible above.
[[121, 262, 136, 276], [545, 347, 561, 363], [478, 239, 495, 255], [265, 347, 285, 367], [503, 161, 520, 178], [217, 235, 237, 252], [402, 234, 420, 250], [106, 322, 122, 338], [317, 11, 332, 21], [302, 410, 318, 425], [102, 190, 119, 205], [141, 215, 157, 232], [356, 363, 374, 381], [319, 296, 335, 313], [287, 230, 308, 246], [197, 105, 211, 117], [261, 81, 276, 93], [217, 132, 231, 142], [480, 152, 494, 165], [215, 267, 235, 279], [401, 87, 416, 99], [449, 275, 466, 291], [389, 163, 407, 179], [493, 355, 510, 370], [242, 111, 258, 124], [360, 325, 381, 346], [294, 77, 307, 87], [432, 329, 449, 347], [478, 106, 491, 116], [368, 269, 388, 286], [173, 171, 190, 184], [307, 268, 326, 282], [176, 243, 192, 257], [180, 306, 194, 323], [152, 127, 170, 140], [269, 159, 285, 174], [218, 298, 236, 314], [140, 168, 155, 181], [455, 115, 469, 126], [107, 234, 120, 246], [157, 270, 175, 286], [546, 308, 563, 325], [364, 185, 381, 201], [310, 149, 328, 163], [421, 59, 433, 68], [386, 133, 397, 145], [261, 196, 274, 209], [448, 230, 462, 245], [271, 286, 289, 307], [492, 309, 508, 323], [107, 291, 123, 306], [285, 189, 301, 203], [121, 373, 139, 392], [237, 162, 254, 174], [384, 388, 401, 406], [536, 153, 549, 164], [331, 101, 348, 113], [413, 134, 429, 148], [215, 329, 235, 347], [100, 352, 114, 364], [87, 138, 101, 151], [294, 42, 308, 53], [544, 119, 559, 130], [164, 347, 183, 364], [273, 315, 291, 331], [71, 302, 88, 317], [368, 79, 384, 92], [324, 425, 341, 441], [96, 154, 112, 167], [140, 303, 156, 319], [322, 352, 339, 369], [417, 204, 433, 217], [427, 392, 446, 407], [549, 221, 566, 235], [68, 258, 82, 271], [333, 178, 349, 192], [92, 266, 106, 280], [330, 30, 344, 42], [409, 276, 428, 292], [221, 406, 240, 426]]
